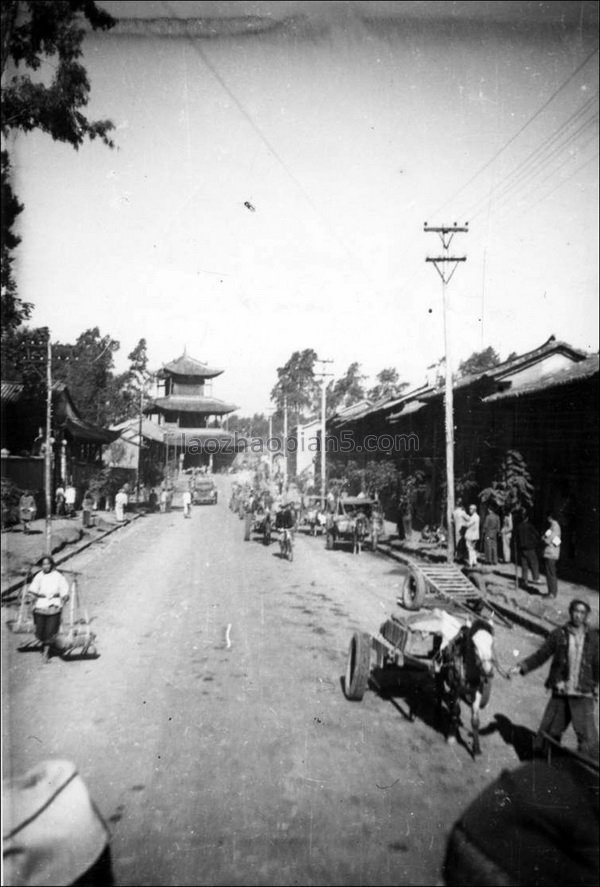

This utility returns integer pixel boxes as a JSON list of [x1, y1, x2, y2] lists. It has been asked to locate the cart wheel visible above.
[[326, 531, 334, 550], [401, 569, 427, 610], [244, 512, 251, 541], [345, 631, 372, 701]]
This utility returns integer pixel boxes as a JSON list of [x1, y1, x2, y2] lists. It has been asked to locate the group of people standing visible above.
[[453, 500, 562, 598]]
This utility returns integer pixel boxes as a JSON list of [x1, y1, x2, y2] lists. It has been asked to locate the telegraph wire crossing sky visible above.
[[9, 1, 599, 414]]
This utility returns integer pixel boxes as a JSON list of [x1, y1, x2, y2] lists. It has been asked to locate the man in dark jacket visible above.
[[516, 509, 541, 586], [512, 598, 599, 759]]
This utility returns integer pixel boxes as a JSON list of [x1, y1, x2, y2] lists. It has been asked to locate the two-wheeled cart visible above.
[[345, 558, 511, 703]]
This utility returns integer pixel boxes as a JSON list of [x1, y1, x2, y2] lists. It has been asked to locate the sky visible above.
[[8, 1, 599, 416]]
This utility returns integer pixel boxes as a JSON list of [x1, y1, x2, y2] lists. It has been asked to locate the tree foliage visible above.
[[270, 349, 319, 422], [109, 337, 154, 422], [1, 0, 116, 336], [1, 151, 31, 334], [457, 346, 501, 378], [479, 450, 534, 512], [327, 362, 366, 416], [367, 367, 408, 402], [226, 413, 269, 439], [52, 326, 120, 425]]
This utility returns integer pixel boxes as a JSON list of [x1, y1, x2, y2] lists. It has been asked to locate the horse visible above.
[[434, 617, 498, 757], [351, 512, 369, 554]]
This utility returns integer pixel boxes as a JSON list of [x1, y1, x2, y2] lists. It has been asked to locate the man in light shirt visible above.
[[542, 510, 561, 598], [463, 504, 480, 568]]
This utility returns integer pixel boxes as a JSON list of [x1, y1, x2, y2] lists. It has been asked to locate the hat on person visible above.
[[3, 760, 111, 886]]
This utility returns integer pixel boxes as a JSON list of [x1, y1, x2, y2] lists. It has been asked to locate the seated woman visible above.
[[27, 556, 71, 663]]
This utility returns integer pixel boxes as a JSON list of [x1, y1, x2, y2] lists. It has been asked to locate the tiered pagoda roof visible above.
[[149, 395, 236, 415], [146, 351, 237, 419], [157, 353, 224, 381]]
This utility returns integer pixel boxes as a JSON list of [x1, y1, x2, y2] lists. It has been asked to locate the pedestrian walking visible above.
[[114, 487, 128, 522], [18, 490, 37, 534], [182, 488, 192, 518], [464, 504, 480, 568], [27, 556, 71, 663], [55, 481, 66, 516], [81, 490, 94, 528], [452, 499, 468, 561], [64, 482, 76, 518], [482, 506, 501, 565], [500, 511, 513, 563], [512, 598, 599, 760], [542, 511, 561, 598], [516, 510, 541, 586], [159, 487, 168, 513]]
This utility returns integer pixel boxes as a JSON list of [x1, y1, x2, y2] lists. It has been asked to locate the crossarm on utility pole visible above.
[[424, 222, 468, 563]]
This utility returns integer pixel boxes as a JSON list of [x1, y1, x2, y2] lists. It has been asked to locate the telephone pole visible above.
[[315, 359, 334, 505], [424, 221, 468, 563], [45, 336, 53, 556], [283, 394, 288, 492]]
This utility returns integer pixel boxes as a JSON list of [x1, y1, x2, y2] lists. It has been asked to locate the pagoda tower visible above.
[[145, 350, 239, 471]]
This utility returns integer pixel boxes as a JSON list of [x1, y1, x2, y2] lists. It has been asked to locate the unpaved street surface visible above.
[[2, 477, 570, 886]]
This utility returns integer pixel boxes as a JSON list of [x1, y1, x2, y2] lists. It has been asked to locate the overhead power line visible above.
[[467, 106, 598, 223], [432, 46, 599, 218]]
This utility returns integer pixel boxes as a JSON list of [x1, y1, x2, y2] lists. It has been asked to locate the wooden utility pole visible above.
[[267, 410, 273, 477], [136, 386, 143, 502], [315, 359, 334, 505], [44, 336, 53, 556], [283, 394, 288, 492], [424, 222, 468, 563]]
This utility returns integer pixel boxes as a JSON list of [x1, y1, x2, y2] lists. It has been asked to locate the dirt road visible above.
[[2, 476, 573, 886]]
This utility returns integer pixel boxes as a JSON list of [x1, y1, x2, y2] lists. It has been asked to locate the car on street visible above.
[[192, 478, 218, 505]]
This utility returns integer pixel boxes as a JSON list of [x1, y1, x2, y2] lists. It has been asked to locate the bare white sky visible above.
[[9, 1, 599, 413]]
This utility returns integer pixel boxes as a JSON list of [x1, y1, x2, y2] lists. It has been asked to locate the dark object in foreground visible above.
[[443, 746, 599, 886], [3, 759, 115, 886]]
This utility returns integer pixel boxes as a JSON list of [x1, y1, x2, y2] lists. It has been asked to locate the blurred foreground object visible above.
[[3, 760, 114, 886], [443, 746, 599, 886]]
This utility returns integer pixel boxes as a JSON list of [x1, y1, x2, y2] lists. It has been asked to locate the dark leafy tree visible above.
[[479, 450, 534, 513], [1, 151, 30, 335], [327, 362, 367, 416], [226, 413, 269, 439], [270, 349, 319, 423], [110, 338, 153, 422], [52, 327, 120, 425], [1, 1, 116, 336], [367, 367, 408, 402], [457, 346, 501, 378]]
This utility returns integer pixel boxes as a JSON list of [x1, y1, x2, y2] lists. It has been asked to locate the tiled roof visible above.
[[110, 418, 166, 443], [147, 396, 237, 414], [483, 354, 599, 402], [0, 381, 24, 403], [159, 353, 224, 379]]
